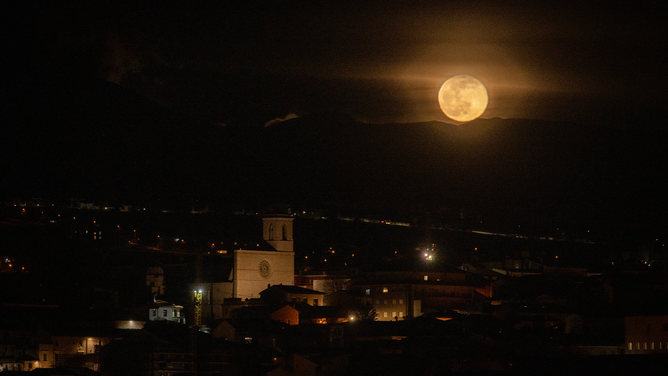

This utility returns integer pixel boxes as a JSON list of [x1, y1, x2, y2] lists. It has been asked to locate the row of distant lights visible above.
[[20, 207, 668, 255], [305, 248, 354, 265]]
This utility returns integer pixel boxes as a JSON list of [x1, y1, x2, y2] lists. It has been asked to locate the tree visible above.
[[351, 302, 377, 321]]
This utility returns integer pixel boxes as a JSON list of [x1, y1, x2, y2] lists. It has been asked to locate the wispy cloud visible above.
[[264, 112, 300, 127]]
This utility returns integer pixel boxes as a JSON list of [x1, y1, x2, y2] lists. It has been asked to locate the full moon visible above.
[[438, 75, 489, 122]]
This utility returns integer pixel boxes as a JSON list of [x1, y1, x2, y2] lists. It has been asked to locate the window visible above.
[[383, 312, 388, 318], [313, 299, 318, 306], [651, 342, 654, 350], [384, 300, 388, 305], [628, 342, 633, 351], [43, 353, 47, 361], [637, 343, 640, 350], [375, 299, 380, 305], [644, 342, 647, 350], [365, 289, 371, 296], [399, 312, 404, 318], [163, 310, 167, 317], [424, 275, 428, 281], [392, 312, 396, 318], [392, 299, 396, 304], [382, 287, 388, 293], [399, 299, 403, 304]]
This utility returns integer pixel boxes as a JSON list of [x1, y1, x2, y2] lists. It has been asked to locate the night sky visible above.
[[8, 1, 667, 127], [3, 2, 667, 228]]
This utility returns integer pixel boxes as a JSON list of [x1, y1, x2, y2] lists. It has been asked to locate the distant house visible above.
[[4, 329, 114, 372], [354, 270, 490, 321], [266, 352, 350, 376], [625, 315, 668, 354], [211, 318, 283, 348], [100, 323, 259, 376], [270, 305, 301, 325], [146, 266, 165, 296], [148, 300, 186, 324], [0, 354, 38, 372], [294, 272, 352, 295], [260, 285, 326, 308]]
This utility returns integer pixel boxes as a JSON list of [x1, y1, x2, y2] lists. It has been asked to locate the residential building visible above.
[[625, 315, 668, 354]]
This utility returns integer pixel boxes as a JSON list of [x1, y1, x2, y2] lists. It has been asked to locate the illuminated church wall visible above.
[[228, 216, 295, 299], [233, 249, 294, 299]]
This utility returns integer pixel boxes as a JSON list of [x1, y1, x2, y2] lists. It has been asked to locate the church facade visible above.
[[194, 215, 297, 322], [201, 215, 295, 316], [232, 215, 295, 299]]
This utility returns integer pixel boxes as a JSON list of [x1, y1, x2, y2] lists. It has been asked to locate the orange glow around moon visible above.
[[438, 75, 489, 122]]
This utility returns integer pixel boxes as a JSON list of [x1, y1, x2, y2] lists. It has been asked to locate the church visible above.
[[232, 215, 295, 299], [199, 215, 296, 320]]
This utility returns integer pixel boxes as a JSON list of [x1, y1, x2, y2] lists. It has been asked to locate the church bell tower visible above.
[[263, 215, 294, 252]]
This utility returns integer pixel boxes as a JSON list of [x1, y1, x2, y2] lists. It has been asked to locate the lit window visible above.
[[651, 342, 654, 350], [365, 289, 371, 296], [383, 287, 388, 293], [644, 342, 647, 350], [399, 312, 404, 318], [637, 343, 640, 350], [424, 275, 428, 281], [383, 312, 388, 318], [399, 299, 404, 304], [392, 312, 396, 318], [628, 342, 633, 351]]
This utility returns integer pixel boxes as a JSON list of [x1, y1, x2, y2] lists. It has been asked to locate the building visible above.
[[260, 285, 325, 307], [232, 216, 295, 299], [199, 216, 296, 321], [294, 272, 352, 295], [146, 265, 165, 296], [148, 300, 186, 324], [354, 270, 490, 321], [100, 323, 260, 376], [625, 315, 668, 354]]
